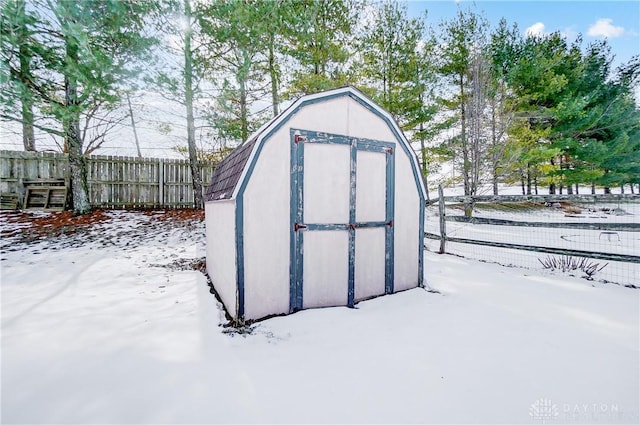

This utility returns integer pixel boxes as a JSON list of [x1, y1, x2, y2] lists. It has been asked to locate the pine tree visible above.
[[284, 0, 359, 96], [0, 0, 36, 150], [198, 0, 273, 144], [357, 1, 433, 128], [1, 0, 157, 214]]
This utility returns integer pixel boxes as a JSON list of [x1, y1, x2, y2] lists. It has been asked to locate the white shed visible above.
[[205, 86, 426, 323]]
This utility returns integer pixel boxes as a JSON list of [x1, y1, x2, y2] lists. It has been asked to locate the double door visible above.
[[289, 129, 394, 311]]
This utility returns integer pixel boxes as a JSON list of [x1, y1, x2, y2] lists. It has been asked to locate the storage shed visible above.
[[205, 86, 426, 322]]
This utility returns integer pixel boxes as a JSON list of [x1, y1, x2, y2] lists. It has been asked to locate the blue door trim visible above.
[[235, 198, 245, 319], [234, 88, 425, 321], [290, 128, 394, 311], [348, 137, 357, 307], [385, 146, 395, 294]]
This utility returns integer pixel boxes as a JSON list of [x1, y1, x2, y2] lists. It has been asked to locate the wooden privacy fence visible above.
[[0, 150, 215, 209]]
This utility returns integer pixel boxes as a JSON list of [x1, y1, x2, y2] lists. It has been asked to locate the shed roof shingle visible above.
[[204, 137, 256, 201]]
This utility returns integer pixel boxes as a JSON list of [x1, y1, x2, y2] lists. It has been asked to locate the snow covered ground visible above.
[[1, 210, 638, 424]]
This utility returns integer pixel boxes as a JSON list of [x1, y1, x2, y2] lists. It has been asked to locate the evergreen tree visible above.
[[553, 45, 640, 193], [357, 1, 433, 129], [0, 0, 36, 150], [504, 32, 581, 194], [284, 0, 359, 96], [506, 33, 639, 194], [198, 0, 273, 144], [1, 0, 157, 214]]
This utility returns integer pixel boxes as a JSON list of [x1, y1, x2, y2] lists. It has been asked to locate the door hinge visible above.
[[294, 223, 307, 231], [294, 135, 306, 144], [385, 147, 394, 154], [386, 220, 393, 227]]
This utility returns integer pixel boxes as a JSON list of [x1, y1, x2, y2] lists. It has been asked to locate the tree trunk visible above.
[[419, 123, 429, 201], [460, 75, 470, 199], [491, 95, 498, 196], [268, 36, 279, 117], [18, 0, 35, 151], [64, 31, 91, 215], [126, 93, 142, 158], [184, 0, 203, 209], [239, 56, 248, 142], [549, 158, 555, 194], [567, 184, 573, 195], [591, 182, 596, 194], [526, 163, 531, 195], [575, 183, 579, 194]]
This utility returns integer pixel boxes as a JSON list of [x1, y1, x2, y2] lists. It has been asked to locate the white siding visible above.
[[355, 227, 386, 301], [303, 143, 351, 224], [346, 97, 396, 142], [393, 149, 421, 291], [205, 201, 237, 316], [236, 90, 423, 319], [355, 150, 386, 223], [242, 130, 291, 320], [302, 230, 349, 308]]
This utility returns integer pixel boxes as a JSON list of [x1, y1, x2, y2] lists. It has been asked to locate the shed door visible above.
[[290, 129, 395, 312]]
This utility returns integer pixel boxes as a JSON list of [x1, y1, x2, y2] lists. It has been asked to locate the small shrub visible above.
[[538, 255, 608, 280]]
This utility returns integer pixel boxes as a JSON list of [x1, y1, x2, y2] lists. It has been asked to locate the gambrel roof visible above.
[[204, 86, 427, 203], [205, 138, 256, 201]]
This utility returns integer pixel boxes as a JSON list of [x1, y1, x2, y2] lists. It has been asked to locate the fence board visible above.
[[427, 193, 639, 205], [425, 232, 640, 264], [445, 215, 640, 231], [0, 150, 215, 209]]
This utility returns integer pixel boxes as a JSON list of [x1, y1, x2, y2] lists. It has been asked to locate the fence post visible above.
[[158, 160, 164, 207], [438, 184, 446, 254]]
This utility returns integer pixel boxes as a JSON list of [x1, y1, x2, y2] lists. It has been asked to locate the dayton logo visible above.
[[529, 398, 559, 424]]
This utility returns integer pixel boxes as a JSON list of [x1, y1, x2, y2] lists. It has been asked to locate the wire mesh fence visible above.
[[425, 191, 639, 287]]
